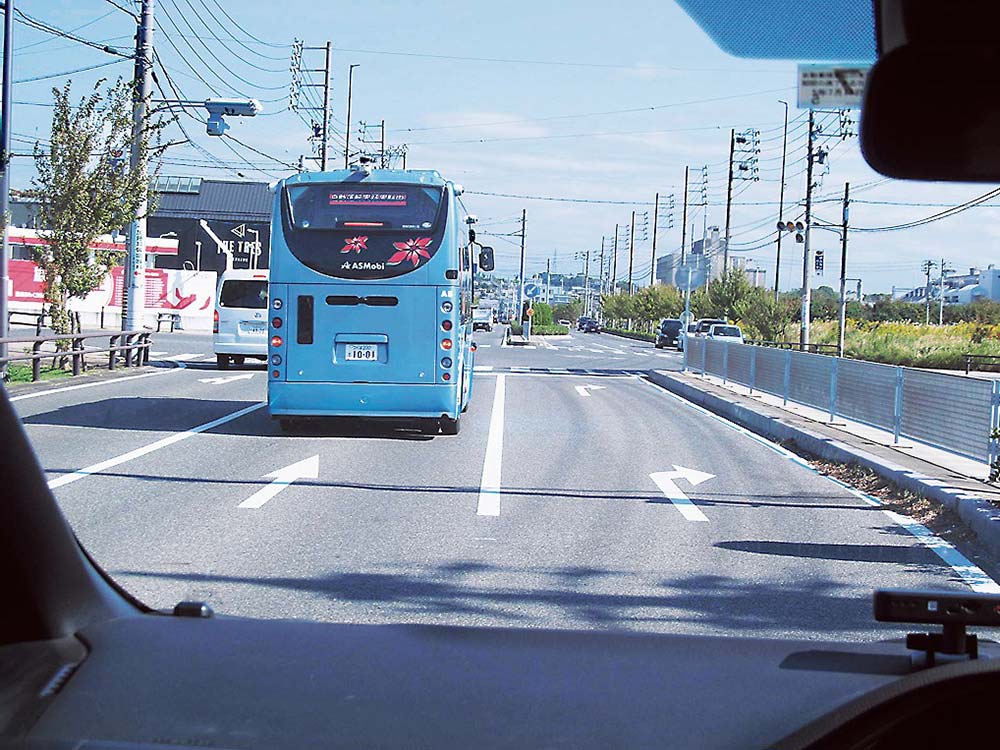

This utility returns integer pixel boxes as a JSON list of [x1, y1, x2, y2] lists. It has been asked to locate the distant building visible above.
[[654, 226, 767, 288]]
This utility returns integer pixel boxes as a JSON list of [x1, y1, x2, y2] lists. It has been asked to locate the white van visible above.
[[213, 269, 269, 369]]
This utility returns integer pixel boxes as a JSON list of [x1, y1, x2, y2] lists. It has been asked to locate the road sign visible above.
[[524, 283, 540, 299], [797, 63, 870, 109]]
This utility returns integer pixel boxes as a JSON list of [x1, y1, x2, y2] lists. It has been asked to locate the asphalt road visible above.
[[10, 327, 999, 640]]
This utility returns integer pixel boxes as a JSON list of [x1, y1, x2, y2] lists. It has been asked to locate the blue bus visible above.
[[267, 167, 494, 434]]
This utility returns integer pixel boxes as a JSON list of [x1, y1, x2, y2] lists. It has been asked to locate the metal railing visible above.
[[745, 339, 840, 355], [964, 354, 1000, 374], [685, 337, 1000, 465], [0, 330, 152, 382]]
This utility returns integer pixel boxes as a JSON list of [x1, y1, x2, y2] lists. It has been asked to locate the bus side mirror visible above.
[[469, 228, 476, 243], [478, 246, 495, 273]]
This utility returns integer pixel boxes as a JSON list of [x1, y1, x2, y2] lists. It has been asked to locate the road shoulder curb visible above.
[[647, 369, 1000, 560]]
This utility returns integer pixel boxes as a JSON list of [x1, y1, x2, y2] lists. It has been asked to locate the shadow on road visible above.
[[715, 539, 947, 567], [114, 562, 919, 636]]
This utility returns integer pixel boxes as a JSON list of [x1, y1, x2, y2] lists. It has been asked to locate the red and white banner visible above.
[[8, 228, 179, 256]]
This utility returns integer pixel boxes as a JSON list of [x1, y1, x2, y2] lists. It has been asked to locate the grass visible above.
[[6, 362, 73, 383], [798, 320, 1000, 370], [509, 323, 569, 335]]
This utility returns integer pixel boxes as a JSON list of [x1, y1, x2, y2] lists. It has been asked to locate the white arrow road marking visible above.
[[477, 375, 506, 516], [238, 455, 319, 509], [649, 465, 715, 522], [198, 373, 255, 385], [574, 384, 607, 397]]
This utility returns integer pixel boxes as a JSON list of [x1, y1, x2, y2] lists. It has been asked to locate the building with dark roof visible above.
[[11, 176, 274, 273]]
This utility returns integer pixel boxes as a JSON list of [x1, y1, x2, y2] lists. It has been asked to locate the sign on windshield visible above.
[[286, 184, 443, 231]]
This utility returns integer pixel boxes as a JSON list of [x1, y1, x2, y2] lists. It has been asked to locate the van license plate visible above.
[[240, 321, 267, 334], [344, 344, 378, 361]]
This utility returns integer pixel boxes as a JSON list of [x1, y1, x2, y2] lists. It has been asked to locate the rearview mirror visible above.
[[478, 246, 495, 273], [861, 44, 1000, 181]]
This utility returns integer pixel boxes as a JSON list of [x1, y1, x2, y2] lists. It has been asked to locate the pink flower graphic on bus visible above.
[[387, 237, 433, 267], [340, 235, 368, 254]]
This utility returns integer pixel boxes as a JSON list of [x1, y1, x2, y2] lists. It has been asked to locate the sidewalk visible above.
[[649, 368, 1000, 558]]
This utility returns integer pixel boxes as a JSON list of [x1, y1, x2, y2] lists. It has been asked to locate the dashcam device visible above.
[[874, 589, 1000, 626]]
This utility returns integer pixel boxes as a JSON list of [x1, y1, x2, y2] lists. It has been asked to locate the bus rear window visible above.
[[285, 184, 443, 231], [219, 280, 268, 309]]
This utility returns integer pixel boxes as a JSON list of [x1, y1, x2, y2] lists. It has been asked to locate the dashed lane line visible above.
[[476, 375, 506, 516]]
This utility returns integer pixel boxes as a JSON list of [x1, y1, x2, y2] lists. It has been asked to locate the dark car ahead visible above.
[[582, 318, 602, 333], [576, 316, 592, 331], [655, 318, 682, 349]]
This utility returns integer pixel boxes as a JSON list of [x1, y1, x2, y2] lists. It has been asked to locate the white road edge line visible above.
[[476, 374, 506, 516], [47, 402, 266, 489], [9, 364, 184, 402], [637, 374, 1000, 592]]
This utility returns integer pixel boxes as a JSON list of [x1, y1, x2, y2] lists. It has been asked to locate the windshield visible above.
[[12, 0, 1000, 659], [286, 184, 443, 231]]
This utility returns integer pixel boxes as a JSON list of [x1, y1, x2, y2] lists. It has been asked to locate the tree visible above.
[[706, 268, 755, 320], [33, 79, 160, 337], [740, 289, 796, 341]]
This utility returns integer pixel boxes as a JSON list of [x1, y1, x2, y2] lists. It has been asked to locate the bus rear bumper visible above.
[[268, 380, 458, 419]]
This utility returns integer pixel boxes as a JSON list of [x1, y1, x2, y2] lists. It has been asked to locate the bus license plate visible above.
[[344, 344, 378, 361]]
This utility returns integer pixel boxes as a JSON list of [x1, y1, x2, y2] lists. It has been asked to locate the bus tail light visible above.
[[441, 357, 452, 368], [213, 309, 219, 334], [442, 372, 451, 381], [441, 338, 453, 350], [271, 354, 282, 366], [441, 319, 453, 331], [441, 301, 453, 313], [271, 335, 283, 348], [272, 317, 283, 329]]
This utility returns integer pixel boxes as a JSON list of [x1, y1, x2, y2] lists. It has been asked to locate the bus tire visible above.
[[439, 416, 460, 435], [217, 354, 230, 369], [278, 418, 298, 433], [233, 355, 245, 366]]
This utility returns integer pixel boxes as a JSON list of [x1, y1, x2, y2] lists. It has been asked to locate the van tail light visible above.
[[213, 309, 219, 334], [271, 335, 283, 348]]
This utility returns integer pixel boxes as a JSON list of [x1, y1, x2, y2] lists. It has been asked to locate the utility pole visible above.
[[680, 166, 688, 268], [123, 0, 154, 332], [837, 182, 850, 358], [774, 100, 789, 300], [583, 248, 591, 316], [0, 0, 14, 372], [650, 192, 659, 286], [627, 210, 636, 295], [611, 223, 619, 295], [598, 236, 606, 297], [344, 64, 359, 168], [319, 41, 331, 170], [723, 128, 735, 274], [380, 119, 385, 168], [546, 257, 551, 305], [799, 109, 815, 350], [922, 259, 936, 324], [518, 208, 526, 320], [938, 259, 951, 325]]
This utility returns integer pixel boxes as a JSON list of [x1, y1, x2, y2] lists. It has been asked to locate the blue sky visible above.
[[8, 1, 998, 293]]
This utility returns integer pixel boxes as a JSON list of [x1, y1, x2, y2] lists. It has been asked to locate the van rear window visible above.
[[219, 280, 268, 309]]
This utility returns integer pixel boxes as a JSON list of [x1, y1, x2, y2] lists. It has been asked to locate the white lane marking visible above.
[[198, 373, 255, 385], [474, 365, 494, 372], [149, 351, 168, 357], [477, 344, 492, 348], [649, 466, 713, 522], [574, 384, 606, 397], [8, 366, 183, 402], [238, 455, 319, 509], [477, 375, 506, 516], [639, 375, 1000, 589], [47, 402, 266, 489], [509, 366, 529, 372]]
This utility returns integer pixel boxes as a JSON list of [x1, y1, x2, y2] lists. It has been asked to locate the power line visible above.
[[15, 58, 129, 84], [204, 0, 289, 49], [13, 8, 131, 57], [178, 0, 289, 73]]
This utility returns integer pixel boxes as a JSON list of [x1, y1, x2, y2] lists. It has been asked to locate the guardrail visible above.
[[685, 337, 1000, 465], [0, 330, 152, 382], [746, 339, 840, 355], [964, 354, 1000, 374]]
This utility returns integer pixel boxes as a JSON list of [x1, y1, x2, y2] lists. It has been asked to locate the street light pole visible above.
[[344, 64, 359, 169]]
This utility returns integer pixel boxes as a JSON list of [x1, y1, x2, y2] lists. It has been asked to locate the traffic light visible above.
[[814, 250, 824, 274]]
